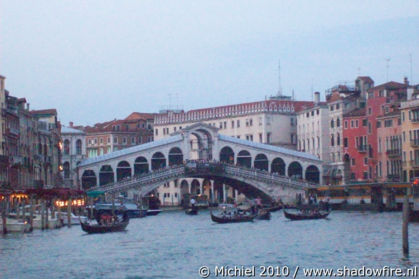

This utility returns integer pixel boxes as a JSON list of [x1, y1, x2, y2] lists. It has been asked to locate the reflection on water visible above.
[[0, 211, 418, 279]]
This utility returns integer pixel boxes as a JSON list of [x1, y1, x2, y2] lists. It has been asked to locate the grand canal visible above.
[[1, 210, 419, 278]]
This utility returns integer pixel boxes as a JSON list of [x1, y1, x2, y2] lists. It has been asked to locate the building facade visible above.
[[85, 112, 154, 158], [400, 84, 419, 181], [297, 92, 329, 161], [61, 124, 86, 188]]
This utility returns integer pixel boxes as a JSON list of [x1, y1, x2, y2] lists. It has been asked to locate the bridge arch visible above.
[[288, 161, 303, 179], [305, 165, 320, 184], [134, 156, 149, 176], [151, 152, 166, 170], [99, 165, 114, 186], [81, 170, 97, 189], [168, 147, 183, 166], [219, 146, 234, 164], [117, 161, 131, 181], [254, 153, 268, 171], [271, 157, 286, 175], [237, 150, 251, 168]]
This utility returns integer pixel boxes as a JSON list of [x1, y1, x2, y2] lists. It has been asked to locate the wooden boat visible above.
[[266, 205, 282, 212], [210, 211, 255, 224], [146, 209, 162, 216], [185, 208, 198, 215], [283, 209, 330, 221], [80, 214, 129, 234], [255, 209, 271, 220]]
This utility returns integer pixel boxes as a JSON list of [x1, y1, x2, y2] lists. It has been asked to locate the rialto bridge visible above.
[[77, 123, 323, 202]]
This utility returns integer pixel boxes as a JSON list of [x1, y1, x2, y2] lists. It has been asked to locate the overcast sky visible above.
[[1, 1, 418, 126]]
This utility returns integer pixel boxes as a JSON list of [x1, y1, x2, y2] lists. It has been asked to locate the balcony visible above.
[[410, 160, 419, 169], [386, 149, 401, 158], [357, 145, 368, 153], [10, 155, 23, 166], [387, 174, 401, 182], [410, 139, 419, 148], [412, 117, 419, 123]]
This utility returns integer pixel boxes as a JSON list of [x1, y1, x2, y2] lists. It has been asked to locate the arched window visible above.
[[64, 139, 70, 155], [76, 139, 82, 155], [63, 162, 70, 178]]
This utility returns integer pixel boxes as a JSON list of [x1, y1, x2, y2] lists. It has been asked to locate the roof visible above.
[[297, 102, 328, 113], [218, 134, 321, 162], [369, 81, 407, 91], [61, 126, 85, 134], [343, 107, 366, 118], [79, 134, 183, 167], [125, 112, 155, 121], [31, 109, 57, 116], [356, 76, 374, 83]]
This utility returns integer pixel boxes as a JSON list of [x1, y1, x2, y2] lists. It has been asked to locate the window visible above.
[[317, 109, 319, 115], [237, 120, 240, 128], [113, 137, 118, 144], [376, 121, 381, 128], [174, 127, 177, 132], [331, 134, 334, 146], [131, 137, 135, 144], [223, 121, 227, 129], [344, 121, 348, 129], [351, 158, 355, 166], [336, 104, 340, 110], [368, 107, 372, 115], [249, 119, 253, 126], [123, 137, 127, 144], [362, 119, 368, 126], [100, 138, 103, 144], [231, 121, 234, 128], [267, 132, 271, 144], [330, 105, 334, 111], [344, 138, 348, 148], [337, 133, 340, 146], [384, 120, 393, 127], [351, 120, 354, 128], [259, 133, 263, 142], [364, 157, 368, 164], [155, 129, 158, 136], [64, 139, 70, 155], [331, 119, 334, 128], [311, 110, 314, 116], [355, 120, 359, 128], [337, 118, 340, 127], [76, 139, 82, 155]]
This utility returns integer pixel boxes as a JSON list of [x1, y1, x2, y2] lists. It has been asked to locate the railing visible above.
[[91, 161, 316, 194], [411, 139, 419, 148], [386, 149, 401, 157], [357, 145, 368, 152]]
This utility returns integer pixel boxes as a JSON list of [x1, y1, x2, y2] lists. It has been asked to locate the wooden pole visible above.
[[45, 200, 50, 229], [57, 204, 62, 227], [403, 194, 409, 256], [41, 201, 45, 230], [111, 193, 115, 218], [29, 197, 34, 231], [1, 198, 7, 234], [67, 198, 72, 228]]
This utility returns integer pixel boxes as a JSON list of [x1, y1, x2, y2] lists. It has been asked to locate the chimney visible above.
[[69, 121, 73, 127], [26, 103, 30, 110], [314, 91, 320, 104], [404, 77, 409, 85]]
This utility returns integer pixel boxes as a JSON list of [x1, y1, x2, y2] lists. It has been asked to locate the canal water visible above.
[[0, 210, 419, 279]]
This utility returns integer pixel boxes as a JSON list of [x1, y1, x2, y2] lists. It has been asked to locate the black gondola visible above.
[[255, 209, 271, 220], [210, 211, 255, 224], [283, 209, 330, 221], [81, 213, 129, 234], [185, 208, 198, 215], [146, 209, 162, 216]]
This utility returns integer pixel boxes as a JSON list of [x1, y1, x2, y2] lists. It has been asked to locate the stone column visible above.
[[211, 184, 215, 204], [235, 189, 239, 202], [223, 184, 227, 203]]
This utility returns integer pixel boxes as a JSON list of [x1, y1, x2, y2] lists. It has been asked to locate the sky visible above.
[[1, 0, 418, 126]]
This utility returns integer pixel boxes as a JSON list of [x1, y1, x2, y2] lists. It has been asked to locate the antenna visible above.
[[410, 53, 413, 83], [386, 58, 391, 82], [277, 60, 282, 96]]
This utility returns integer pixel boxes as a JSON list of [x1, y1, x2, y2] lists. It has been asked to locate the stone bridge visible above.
[[77, 123, 323, 202]]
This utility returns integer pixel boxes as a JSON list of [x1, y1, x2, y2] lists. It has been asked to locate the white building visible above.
[[297, 92, 330, 162], [153, 99, 315, 206], [61, 124, 86, 188]]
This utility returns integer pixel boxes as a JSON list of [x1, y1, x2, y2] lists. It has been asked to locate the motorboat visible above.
[[60, 212, 88, 225], [185, 208, 198, 215], [255, 209, 271, 220], [0, 218, 31, 233]]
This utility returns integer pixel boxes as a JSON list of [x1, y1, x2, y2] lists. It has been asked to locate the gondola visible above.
[[283, 209, 330, 221], [185, 208, 198, 215], [146, 209, 162, 216], [210, 211, 255, 224], [80, 213, 129, 234], [255, 209, 271, 220], [266, 205, 282, 212]]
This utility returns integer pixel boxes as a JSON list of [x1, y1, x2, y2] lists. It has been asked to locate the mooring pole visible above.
[[1, 197, 7, 234], [29, 197, 34, 231], [67, 198, 72, 228], [402, 194, 410, 256]]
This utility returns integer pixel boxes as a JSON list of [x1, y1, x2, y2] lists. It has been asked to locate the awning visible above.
[[86, 190, 105, 198]]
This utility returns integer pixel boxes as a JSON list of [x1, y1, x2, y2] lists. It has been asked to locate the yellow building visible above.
[[400, 85, 419, 181]]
